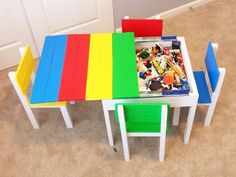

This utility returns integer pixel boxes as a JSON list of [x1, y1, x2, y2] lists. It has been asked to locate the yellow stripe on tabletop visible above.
[[86, 33, 113, 100], [29, 101, 67, 107]]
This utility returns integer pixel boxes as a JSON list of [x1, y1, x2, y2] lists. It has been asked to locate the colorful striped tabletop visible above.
[[30, 33, 139, 104]]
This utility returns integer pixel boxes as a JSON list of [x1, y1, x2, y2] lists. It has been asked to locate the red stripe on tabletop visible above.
[[58, 34, 90, 101], [72, 34, 90, 100], [58, 35, 74, 101]]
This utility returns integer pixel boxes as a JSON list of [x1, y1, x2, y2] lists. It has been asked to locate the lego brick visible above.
[[161, 36, 177, 40]]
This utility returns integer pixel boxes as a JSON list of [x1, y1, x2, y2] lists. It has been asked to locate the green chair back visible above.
[[115, 103, 170, 133]]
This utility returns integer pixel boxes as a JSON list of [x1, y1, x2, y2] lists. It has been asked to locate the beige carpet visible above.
[[0, 0, 235, 176]]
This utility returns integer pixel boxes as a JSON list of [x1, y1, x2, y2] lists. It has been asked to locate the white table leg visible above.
[[60, 106, 73, 128], [184, 104, 197, 144], [173, 107, 180, 126], [102, 105, 114, 147]]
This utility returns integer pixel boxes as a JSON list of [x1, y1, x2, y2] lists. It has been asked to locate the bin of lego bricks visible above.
[[136, 39, 189, 96]]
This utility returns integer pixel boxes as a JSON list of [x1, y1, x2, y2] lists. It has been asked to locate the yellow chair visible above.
[[8, 45, 73, 129]]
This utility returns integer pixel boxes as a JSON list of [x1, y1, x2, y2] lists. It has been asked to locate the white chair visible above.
[[174, 42, 226, 126], [8, 45, 73, 129], [194, 42, 226, 126], [115, 103, 169, 161]]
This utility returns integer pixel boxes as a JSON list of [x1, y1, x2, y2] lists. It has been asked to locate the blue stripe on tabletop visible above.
[[161, 36, 177, 40], [43, 35, 68, 102], [30, 36, 55, 104]]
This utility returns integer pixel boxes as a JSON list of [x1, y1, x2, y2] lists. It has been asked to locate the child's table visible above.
[[30, 33, 198, 144]]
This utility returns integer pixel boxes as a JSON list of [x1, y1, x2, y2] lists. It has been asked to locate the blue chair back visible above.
[[205, 42, 219, 92]]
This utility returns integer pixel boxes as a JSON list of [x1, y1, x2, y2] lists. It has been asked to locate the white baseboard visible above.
[[116, 0, 215, 32], [151, 0, 215, 19]]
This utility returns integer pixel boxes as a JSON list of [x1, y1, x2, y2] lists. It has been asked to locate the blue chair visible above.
[[193, 42, 226, 126]]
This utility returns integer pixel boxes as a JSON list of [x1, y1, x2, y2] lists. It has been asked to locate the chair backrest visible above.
[[121, 18, 163, 37], [115, 103, 169, 132], [15, 45, 35, 95], [205, 42, 220, 92]]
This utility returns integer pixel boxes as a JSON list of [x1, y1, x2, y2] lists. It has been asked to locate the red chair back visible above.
[[122, 19, 163, 37]]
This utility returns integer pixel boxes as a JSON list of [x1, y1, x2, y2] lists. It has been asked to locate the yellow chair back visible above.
[[15, 45, 35, 95]]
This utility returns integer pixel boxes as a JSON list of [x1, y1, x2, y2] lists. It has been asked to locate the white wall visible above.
[[112, 0, 197, 28]]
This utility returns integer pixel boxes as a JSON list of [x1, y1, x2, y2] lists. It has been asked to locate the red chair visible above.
[[121, 16, 163, 37]]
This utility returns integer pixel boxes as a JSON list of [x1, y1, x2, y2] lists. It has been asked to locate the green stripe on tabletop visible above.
[[112, 32, 139, 99]]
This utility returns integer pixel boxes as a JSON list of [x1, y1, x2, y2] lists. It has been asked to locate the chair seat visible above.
[[29, 101, 66, 107], [193, 71, 212, 104]]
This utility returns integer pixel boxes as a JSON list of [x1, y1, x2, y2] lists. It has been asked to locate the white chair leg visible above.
[[204, 68, 226, 126], [159, 105, 167, 161], [60, 106, 73, 128], [159, 135, 166, 162], [184, 104, 197, 144], [23, 105, 40, 129], [204, 103, 217, 126], [102, 102, 114, 147], [118, 105, 130, 161], [8, 72, 40, 129], [173, 107, 180, 126]]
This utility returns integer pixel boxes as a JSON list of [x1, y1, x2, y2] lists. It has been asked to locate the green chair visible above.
[[115, 103, 169, 161]]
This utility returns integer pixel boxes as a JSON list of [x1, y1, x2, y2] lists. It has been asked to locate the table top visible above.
[[30, 33, 198, 104], [30, 33, 139, 104]]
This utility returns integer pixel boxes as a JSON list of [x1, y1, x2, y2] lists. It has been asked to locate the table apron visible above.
[[102, 95, 198, 110]]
